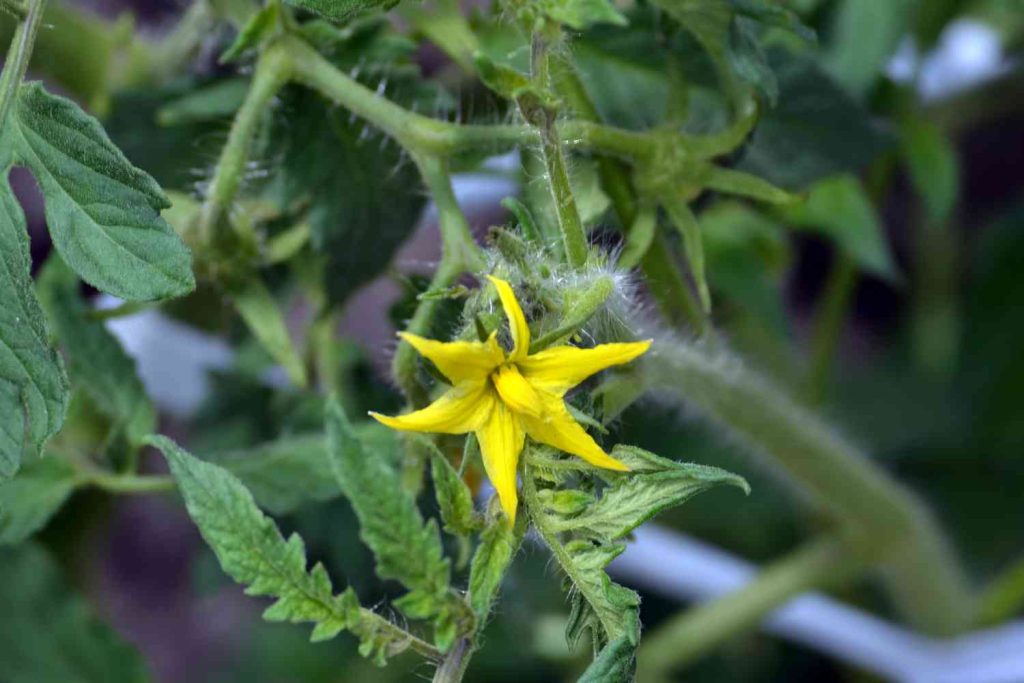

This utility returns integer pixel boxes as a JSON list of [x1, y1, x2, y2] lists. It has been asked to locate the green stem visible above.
[[805, 253, 857, 404], [643, 340, 973, 634], [432, 637, 472, 683], [81, 471, 175, 494], [0, 0, 26, 21], [0, 0, 45, 130], [636, 536, 853, 681], [198, 43, 291, 243], [642, 231, 708, 333], [527, 30, 589, 269], [391, 154, 482, 403]]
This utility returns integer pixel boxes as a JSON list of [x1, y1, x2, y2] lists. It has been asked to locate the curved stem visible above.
[[432, 637, 472, 683], [81, 471, 175, 494], [643, 339, 973, 634], [198, 43, 291, 243], [0, 0, 45, 130], [636, 536, 853, 681]]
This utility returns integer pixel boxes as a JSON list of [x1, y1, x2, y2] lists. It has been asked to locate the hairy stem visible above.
[[391, 154, 483, 404], [432, 637, 472, 683], [0, 0, 45, 130], [643, 340, 973, 633], [199, 43, 291, 243], [636, 536, 853, 680], [805, 253, 857, 404]]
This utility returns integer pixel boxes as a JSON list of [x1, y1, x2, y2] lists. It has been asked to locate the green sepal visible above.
[[220, 3, 280, 64]]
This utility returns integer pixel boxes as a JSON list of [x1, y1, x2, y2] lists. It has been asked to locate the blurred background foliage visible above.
[[1, 0, 1023, 681]]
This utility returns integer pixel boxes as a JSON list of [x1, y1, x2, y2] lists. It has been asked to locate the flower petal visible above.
[[370, 385, 494, 434], [398, 331, 504, 385], [476, 401, 525, 523], [518, 340, 652, 395], [487, 275, 530, 361], [520, 391, 629, 472], [491, 364, 541, 418]]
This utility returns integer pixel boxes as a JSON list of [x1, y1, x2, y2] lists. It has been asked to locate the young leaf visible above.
[[5, 82, 194, 301], [0, 171, 68, 479], [428, 442, 482, 536], [563, 539, 640, 649], [467, 516, 518, 620], [549, 446, 749, 540], [325, 400, 452, 612], [543, 0, 627, 31], [150, 435, 352, 641], [0, 544, 150, 682], [228, 276, 308, 388], [35, 257, 155, 449], [0, 455, 79, 544], [220, 3, 280, 64]]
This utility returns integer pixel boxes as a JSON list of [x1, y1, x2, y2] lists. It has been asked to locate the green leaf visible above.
[[737, 49, 892, 189], [0, 544, 150, 682], [155, 78, 250, 126], [0, 456, 78, 544], [206, 426, 398, 515], [663, 198, 711, 312], [467, 517, 518, 619], [577, 633, 635, 683], [823, 0, 917, 95], [220, 3, 279, 64], [283, 0, 399, 24], [0, 171, 68, 479], [228, 276, 308, 387], [151, 435, 356, 641], [4, 82, 194, 300], [35, 257, 155, 449], [326, 398, 464, 646], [542, 0, 627, 30], [548, 445, 749, 540], [429, 444, 481, 536], [563, 539, 639, 649], [781, 175, 897, 280], [900, 118, 959, 224]]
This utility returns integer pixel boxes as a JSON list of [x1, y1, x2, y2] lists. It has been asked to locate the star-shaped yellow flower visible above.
[[370, 276, 651, 523]]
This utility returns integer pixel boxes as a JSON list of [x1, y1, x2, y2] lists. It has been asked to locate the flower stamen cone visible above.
[[370, 275, 651, 523]]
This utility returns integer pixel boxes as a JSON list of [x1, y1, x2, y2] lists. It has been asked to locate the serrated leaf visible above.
[[549, 446, 749, 540], [577, 633, 635, 683], [0, 456, 79, 544], [206, 426, 398, 515], [4, 82, 194, 301], [543, 0, 627, 30], [737, 49, 892, 189], [468, 517, 517, 619], [228, 276, 308, 387], [563, 540, 639, 648], [283, 0, 399, 24], [220, 3, 279, 64], [781, 175, 897, 280], [151, 435, 351, 639], [325, 399, 451, 609], [429, 445, 481, 536], [0, 544, 150, 682], [35, 257, 155, 449], [0, 171, 68, 479]]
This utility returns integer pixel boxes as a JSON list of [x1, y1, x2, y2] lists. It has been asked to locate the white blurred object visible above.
[[887, 19, 1010, 101], [611, 525, 1024, 683]]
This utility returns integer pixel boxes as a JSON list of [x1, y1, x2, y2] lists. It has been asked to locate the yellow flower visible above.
[[370, 276, 651, 523]]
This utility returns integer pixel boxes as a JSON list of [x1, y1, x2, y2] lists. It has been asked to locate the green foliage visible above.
[[326, 399, 469, 650], [220, 3, 280, 64], [152, 435, 353, 641], [781, 175, 897, 280], [527, 444, 747, 661], [228, 276, 308, 387], [577, 634, 635, 683], [824, 0, 917, 94], [467, 515, 518, 619], [1, 83, 194, 301], [283, 0, 399, 24], [540, 0, 626, 31], [0, 544, 150, 682], [0, 455, 78, 544], [269, 22, 436, 306], [0, 172, 68, 479], [901, 118, 959, 224], [35, 257, 156, 451], [429, 442, 482, 536]]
